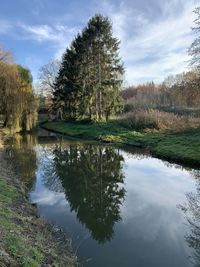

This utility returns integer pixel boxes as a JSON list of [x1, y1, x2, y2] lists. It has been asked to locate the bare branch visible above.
[[0, 45, 14, 63]]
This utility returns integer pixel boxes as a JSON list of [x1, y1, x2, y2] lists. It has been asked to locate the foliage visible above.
[[17, 65, 38, 131], [41, 144, 125, 243], [0, 57, 38, 133], [5, 134, 38, 189], [53, 14, 124, 121]]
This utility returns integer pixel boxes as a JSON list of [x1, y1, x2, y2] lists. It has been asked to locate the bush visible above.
[[118, 109, 200, 132]]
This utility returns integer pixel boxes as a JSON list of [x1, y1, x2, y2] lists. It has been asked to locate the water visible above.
[[5, 132, 200, 266]]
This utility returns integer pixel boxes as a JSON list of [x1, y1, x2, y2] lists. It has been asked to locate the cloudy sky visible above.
[[0, 0, 199, 85]]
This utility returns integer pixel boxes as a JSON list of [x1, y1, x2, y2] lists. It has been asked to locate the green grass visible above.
[[42, 120, 200, 167], [0, 173, 76, 267]]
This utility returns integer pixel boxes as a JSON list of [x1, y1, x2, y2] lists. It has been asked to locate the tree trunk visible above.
[[3, 116, 8, 127], [96, 93, 98, 120], [105, 112, 109, 123], [89, 104, 92, 120], [98, 48, 102, 121], [98, 90, 102, 120]]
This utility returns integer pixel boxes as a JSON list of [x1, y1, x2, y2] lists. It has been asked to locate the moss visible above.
[[42, 121, 200, 167]]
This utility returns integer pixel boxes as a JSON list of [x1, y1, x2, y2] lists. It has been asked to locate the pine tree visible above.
[[53, 14, 124, 121], [85, 15, 124, 121]]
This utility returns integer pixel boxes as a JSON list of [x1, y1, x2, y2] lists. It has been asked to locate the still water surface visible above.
[[6, 132, 200, 266]]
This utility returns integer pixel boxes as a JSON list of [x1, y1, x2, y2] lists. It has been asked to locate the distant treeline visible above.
[[121, 71, 200, 114]]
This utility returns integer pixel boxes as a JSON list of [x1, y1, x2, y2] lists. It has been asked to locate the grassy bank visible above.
[[0, 144, 76, 266], [42, 120, 200, 167]]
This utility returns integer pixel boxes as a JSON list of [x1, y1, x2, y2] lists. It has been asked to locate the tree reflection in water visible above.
[[43, 144, 126, 243], [180, 169, 200, 266], [4, 134, 37, 190]]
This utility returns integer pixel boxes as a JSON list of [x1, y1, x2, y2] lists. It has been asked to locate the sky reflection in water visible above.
[[26, 139, 199, 267]]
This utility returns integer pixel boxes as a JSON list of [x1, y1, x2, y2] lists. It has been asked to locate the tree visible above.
[[0, 62, 21, 130], [39, 59, 60, 95], [0, 61, 38, 132], [0, 45, 13, 63], [179, 170, 200, 266], [53, 14, 124, 121], [5, 134, 37, 190], [42, 144, 125, 243], [17, 65, 38, 131], [189, 7, 200, 73]]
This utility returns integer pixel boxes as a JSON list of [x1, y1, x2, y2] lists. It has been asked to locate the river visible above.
[[5, 130, 200, 267]]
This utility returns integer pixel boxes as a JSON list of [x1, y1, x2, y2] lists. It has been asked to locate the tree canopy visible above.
[[0, 51, 38, 133]]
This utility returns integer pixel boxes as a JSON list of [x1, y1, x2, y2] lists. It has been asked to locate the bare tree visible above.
[[0, 45, 13, 63], [189, 7, 200, 73], [39, 59, 60, 95]]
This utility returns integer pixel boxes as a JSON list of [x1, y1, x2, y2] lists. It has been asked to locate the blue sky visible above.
[[0, 0, 199, 85]]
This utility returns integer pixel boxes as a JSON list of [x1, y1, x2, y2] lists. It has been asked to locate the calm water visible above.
[[5, 132, 200, 266]]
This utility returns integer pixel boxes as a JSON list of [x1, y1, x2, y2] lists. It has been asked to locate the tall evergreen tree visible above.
[[53, 14, 124, 121]]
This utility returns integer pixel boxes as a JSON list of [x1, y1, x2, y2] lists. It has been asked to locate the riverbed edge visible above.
[[0, 134, 77, 267], [41, 121, 200, 168]]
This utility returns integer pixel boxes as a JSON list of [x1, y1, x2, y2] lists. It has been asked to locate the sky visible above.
[[0, 0, 200, 85]]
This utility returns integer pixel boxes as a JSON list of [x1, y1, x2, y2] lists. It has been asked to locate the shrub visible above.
[[118, 109, 200, 132]]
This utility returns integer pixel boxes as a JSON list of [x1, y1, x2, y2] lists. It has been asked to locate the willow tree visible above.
[[17, 65, 38, 131], [0, 62, 38, 132], [53, 14, 124, 121], [0, 62, 21, 130]]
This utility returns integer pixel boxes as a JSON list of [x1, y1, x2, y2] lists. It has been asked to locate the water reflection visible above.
[[4, 134, 37, 190], [180, 169, 200, 266], [4, 132, 200, 266], [42, 144, 126, 243]]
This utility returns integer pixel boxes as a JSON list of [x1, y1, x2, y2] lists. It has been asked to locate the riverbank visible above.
[[42, 121, 200, 167], [0, 135, 76, 267]]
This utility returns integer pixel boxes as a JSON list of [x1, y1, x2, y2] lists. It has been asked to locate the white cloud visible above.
[[99, 0, 198, 84], [31, 187, 67, 207], [20, 23, 78, 59], [21, 24, 54, 41], [125, 51, 190, 84]]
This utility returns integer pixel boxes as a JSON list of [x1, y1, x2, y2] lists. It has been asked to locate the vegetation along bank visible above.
[[42, 114, 200, 168], [0, 136, 76, 267]]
